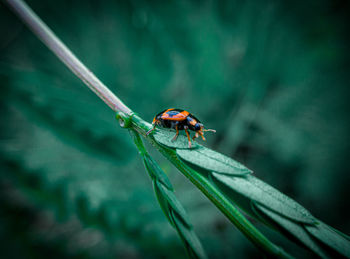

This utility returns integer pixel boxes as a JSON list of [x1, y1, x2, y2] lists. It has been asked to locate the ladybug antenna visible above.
[[203, 128, 216, 133]]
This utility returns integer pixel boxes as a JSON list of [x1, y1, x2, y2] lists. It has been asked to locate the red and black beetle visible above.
[[146, 108, 216, 148]]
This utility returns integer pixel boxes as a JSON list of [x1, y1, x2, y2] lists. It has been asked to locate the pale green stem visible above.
[[5, 0, 292, 257], [4, 0, 131, 114]]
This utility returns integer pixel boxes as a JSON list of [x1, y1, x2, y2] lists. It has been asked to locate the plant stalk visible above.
[[131, 115, 293, 259], [5, 1, 291, 257], [4, 0, 131, 114]]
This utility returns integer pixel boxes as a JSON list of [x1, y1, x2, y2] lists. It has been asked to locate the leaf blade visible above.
[[144, 153, 173, 190], [211, 172, 315, 224], [253, 202, 328, 258], [177, 147, 252, 176], [154, 180, 192, 229], [305, 222, 350, 258], [171, 210, 208, 259], [153, 129, 199, 149]]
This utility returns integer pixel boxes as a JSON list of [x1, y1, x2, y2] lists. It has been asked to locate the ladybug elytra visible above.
[[146, 108, 216, 148]]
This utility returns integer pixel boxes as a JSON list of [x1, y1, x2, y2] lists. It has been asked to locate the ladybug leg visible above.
[[172, 125, 179, 142], [184, 126, 192, 148], [192, 131, 199, 141], [199, 131, 206, 141]]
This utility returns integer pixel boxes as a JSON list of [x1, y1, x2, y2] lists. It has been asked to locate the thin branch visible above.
[[2, 1, 298, 257], [4, 0, 132, 114]]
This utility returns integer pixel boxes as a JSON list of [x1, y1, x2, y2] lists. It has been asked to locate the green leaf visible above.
[[135, 122, 294, 258], [253, 202, 328, 258], [211, 173, 315, 224], [154, 180, 192, 229], [153, 180, 174, 226], [177, 146, 252, 176], [305, 222, 350, 258], [130, 129, 206, 258], [143, 153, 173, 190], [171, 210, 208, 259], [329, 226, 350, 241], [152, 173, 207, 259], [153, 129, 200, 149]]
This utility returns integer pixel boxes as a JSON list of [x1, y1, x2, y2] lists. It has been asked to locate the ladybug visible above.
[[146, 108, 216, 148]]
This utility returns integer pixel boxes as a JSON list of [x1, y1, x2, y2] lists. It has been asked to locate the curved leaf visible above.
[[305, 222, 350, 258], [177, 147, 252, 176], [211, 172, 315, 224], [144, 154, 173, 190], [329, 226, 350, 241], [153, 180, 174, 226], [171, 210, 208, 259], [253, 202, 328, 258], [130, 129, 206, 258], [154, 180, 192, 229]]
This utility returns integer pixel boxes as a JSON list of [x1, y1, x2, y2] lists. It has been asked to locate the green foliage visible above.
[[255, 204, 328, 258], [177, 147, 251, 176], [130, 116, 292, 258], [129, 129, 207, 258], [211, 173, 315, 224], [154, 128, 252, 176], [154, 129, 200, 149], [213, 173, 350, 257], [144, 126, 350, 258], [1, 0, 350, 258], [305, 222, 350, 258]]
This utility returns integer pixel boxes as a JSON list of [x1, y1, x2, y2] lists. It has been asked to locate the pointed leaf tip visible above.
[[176, 146, 252, 176]]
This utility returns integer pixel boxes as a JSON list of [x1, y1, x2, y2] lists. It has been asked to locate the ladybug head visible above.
[[194, 123, 203, 131], [152, 117, 160, 125], [195, 123, 216, 141]]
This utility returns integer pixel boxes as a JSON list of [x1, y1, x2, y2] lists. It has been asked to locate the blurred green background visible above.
[[0, 0, 349, 258]]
